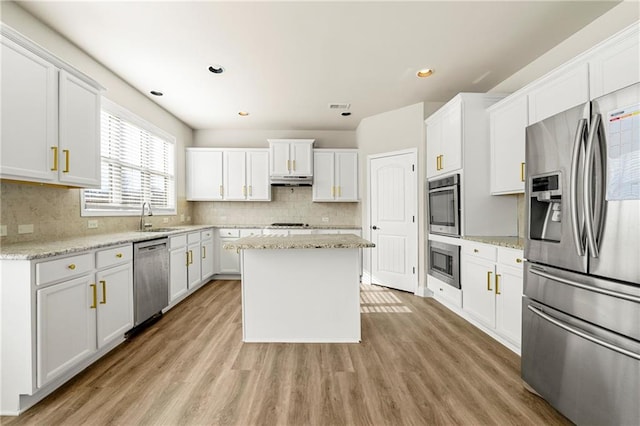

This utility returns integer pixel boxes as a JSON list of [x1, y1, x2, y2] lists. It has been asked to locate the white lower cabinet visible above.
[[36, 245, 133, 389], [169, 234, 188, 302], [201, 229, 214, 281], [427, 275, 462, 308], [36, 273, 97, 388], [461, 241, 524, 349], [187, 232, 202, 289], [217, 228, 243, 274]]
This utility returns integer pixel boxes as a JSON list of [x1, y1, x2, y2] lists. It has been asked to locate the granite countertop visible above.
[[463, 236, 525, 250], [224, 233, 375, 250], [0, 225, 213, 260]]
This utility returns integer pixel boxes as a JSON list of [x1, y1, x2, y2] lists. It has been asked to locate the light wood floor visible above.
[[3, 280, 570, 426]]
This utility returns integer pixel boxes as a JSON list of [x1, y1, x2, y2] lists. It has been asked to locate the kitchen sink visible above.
[[141, 227, 180, 232]]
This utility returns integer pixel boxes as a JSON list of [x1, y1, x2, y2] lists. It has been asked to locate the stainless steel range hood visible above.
[[270, 176, 313, 186]]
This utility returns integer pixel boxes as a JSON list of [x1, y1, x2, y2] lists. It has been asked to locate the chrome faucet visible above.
[[139, 202, 153, 231]]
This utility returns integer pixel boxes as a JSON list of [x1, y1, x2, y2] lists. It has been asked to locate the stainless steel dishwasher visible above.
[[133, 238, 169, 327]]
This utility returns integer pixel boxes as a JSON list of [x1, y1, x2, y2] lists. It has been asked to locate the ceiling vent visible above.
[[328, 103, 351, 110]]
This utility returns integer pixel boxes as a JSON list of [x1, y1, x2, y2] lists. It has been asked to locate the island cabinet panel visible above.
[[241, 248, 361, 343]]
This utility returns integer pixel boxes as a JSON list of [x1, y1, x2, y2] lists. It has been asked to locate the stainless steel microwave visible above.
[[428, 174, 460, 237], [427, 240, 460, 289]]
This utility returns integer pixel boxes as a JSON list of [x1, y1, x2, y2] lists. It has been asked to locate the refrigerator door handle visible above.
[[527, 305, 640, 360], [584, 114, 606, 258], [570, 118, 587, 256], [529, 267, 640, 303]]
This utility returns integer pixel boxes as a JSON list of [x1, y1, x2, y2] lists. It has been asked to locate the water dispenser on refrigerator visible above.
[[529, 173, 562, 242]]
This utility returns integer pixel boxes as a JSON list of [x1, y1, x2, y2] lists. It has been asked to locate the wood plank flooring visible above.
[[2, 280, 570, 426]]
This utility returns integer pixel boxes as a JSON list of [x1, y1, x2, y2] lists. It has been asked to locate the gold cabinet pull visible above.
[[100, 280, 107, 304], [90, 284, 97, 309], [520, 162, 526, 182], [331, 186, 335, 197], [435, 155, 440, 171], [249, 185, 252, 196], [188, 250, 193, 265], [338, 186, 342, 197], [486, 271, 493, 291], [63, 149, 70, 173], [202, 246, 206, 259], [116, 253, 123, 258], [495, 274, 501, 295], [68, 263, 76, 270], [473, 249, 479, 253], [292, 160, 296, 171], [287, 160, 291, 171], [51, 147, 59, 171], [219, 185, 223, 197], [516, 258, 523, 264], [440, 154, 444, 170]]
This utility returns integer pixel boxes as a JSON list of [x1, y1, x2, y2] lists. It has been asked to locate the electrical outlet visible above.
[[0, 225, 7, 237], [322, 217, 329, 222], [18, 224, 34, 234], [88, 220, 98, 229], [163, 217, 169, 223]]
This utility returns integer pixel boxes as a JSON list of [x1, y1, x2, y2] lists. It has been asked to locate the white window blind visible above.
[[82, 99, 176, 216]]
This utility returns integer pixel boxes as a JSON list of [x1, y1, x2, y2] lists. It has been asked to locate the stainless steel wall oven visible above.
[[428, 174, 460, 237], [428, 240, 460, 289]]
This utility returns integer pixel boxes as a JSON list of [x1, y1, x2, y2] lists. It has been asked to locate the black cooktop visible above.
[[271, 223, 308, 227]]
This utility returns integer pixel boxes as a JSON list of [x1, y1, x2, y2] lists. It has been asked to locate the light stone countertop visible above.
[[216, 224, 361, 230], [463, 236, 525, 250], [224, 233, 375, 250], [0, 225, 213, 260]]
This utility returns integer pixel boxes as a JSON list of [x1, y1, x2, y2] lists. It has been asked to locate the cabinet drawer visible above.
[[96, 245, 132, 269], [463, 241, 497, 261], [427, 275, 462, 308], [219, 228, 240, 238], [498, 247, 524, 269], [36, 252, 94, 286], [240, 229, 262, 237], [187, 231, 200, 244], [170, 234, 187, 249], [200, 228, 213, 240]]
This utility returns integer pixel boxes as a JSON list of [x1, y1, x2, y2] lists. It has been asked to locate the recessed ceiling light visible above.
[[341, 112, 352, 117], [238, 111, 249, 116], [150, 90, 163, 96], [416, 68, 434, 78], [208, 65, 225, 74]]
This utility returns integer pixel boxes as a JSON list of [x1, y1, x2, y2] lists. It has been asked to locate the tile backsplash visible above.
[[193, 186, 360, 227], [0, 181, 192, 244]]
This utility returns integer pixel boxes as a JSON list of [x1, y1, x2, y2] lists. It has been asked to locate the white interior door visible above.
[[369, 151, 417, 292]]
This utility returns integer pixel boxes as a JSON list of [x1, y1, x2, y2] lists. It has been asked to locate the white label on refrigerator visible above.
[[606, 103, 640, 201]]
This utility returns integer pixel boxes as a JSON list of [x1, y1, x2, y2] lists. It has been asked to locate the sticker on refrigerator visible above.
[[606, 103, 640, 201]]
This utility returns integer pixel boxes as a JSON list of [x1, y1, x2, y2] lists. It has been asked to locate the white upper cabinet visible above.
[[589, 24, 640, 99], [246, 150, 271, 201], [528, 62, 590, 125], [0, 25, 103, 188], [186, 148, 223, 200], [425, 97, 463, 178], [187, 148, 270, 202], [223, 150, 247, 201], [268, 139, 314, 177], [489, 94, 528, 194], [57, 70, 101, 187], [223, 150, 270, 201], [312, 149, 358, 202]]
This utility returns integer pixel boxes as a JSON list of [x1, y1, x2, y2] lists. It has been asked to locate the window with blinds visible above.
[[82, 99, 176, 216]]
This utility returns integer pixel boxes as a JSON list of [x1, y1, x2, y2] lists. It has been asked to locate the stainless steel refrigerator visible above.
[[522, 83, 640, 425]]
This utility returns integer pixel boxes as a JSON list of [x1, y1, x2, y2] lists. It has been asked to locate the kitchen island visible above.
[[224, 233, 374, 343]]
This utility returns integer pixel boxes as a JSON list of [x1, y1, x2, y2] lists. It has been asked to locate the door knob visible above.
[[372, 226, 379, 230]]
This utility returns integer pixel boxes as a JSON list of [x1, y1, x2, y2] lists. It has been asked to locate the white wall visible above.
[[356, 102, 429, 292], [194, 129, 355, 149]]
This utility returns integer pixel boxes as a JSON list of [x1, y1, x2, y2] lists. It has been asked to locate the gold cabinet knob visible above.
[[68, 264, 76, 270], [516, 258, 523, 263], [116, 253, 123, 258], [473, 249, 479, 253]]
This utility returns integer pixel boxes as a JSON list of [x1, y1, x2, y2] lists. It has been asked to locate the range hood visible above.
[[270, 176, 313, 186]]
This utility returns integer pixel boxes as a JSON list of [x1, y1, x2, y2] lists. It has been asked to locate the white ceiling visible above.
[[17, 1, 619, 131]]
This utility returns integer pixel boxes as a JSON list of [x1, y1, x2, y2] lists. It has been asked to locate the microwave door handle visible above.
[[570, 118, 587, 256], [584, 114, 605, 258]]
